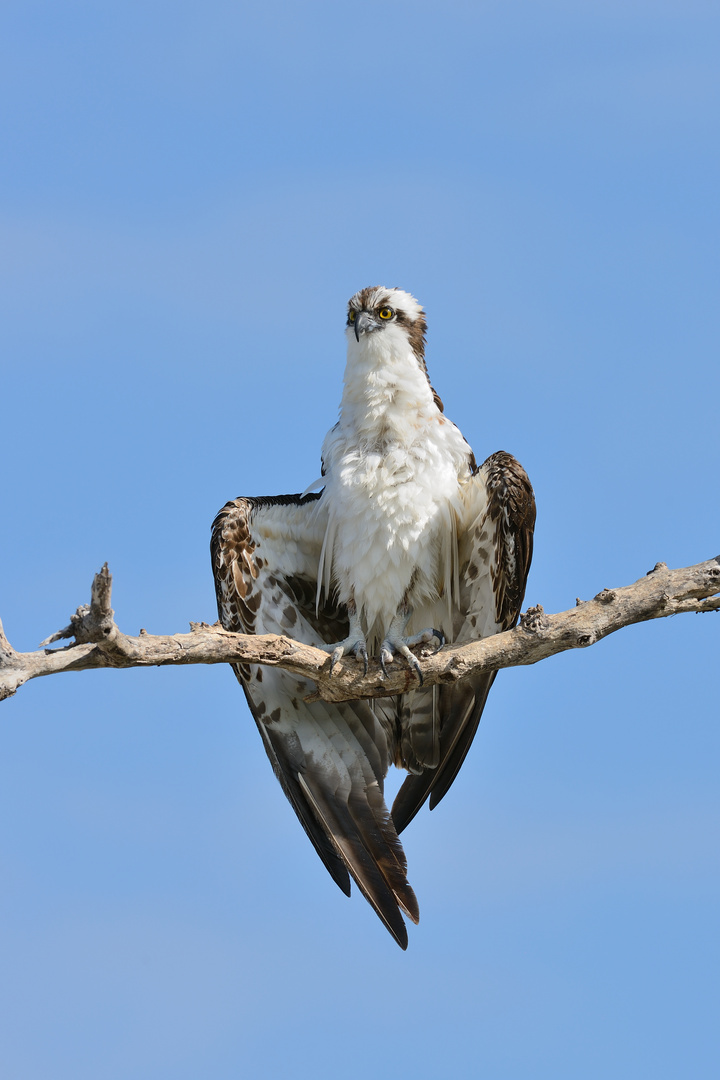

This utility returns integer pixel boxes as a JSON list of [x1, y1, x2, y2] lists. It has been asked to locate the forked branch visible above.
[[1, 558, 718, 705]]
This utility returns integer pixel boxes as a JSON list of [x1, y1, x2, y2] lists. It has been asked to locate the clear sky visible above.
[[1, 2, 718, 1077]]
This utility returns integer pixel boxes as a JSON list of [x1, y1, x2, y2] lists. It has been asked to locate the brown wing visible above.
[[391, 451, 536, 834], [211, 493, 419, 948]]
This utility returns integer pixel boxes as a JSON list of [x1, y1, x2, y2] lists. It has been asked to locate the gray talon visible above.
[[329, 646, 344, 674], [377, 608, 441, 682], [354, 641, 368, 675], [322, 604, 369, 677], [410, 655, 424, 685]]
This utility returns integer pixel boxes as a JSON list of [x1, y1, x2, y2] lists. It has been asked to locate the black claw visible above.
[[410, 655, 424, 686], [432, 629, 445, 652], [355, 643, 368, 675], [380, 651, 391, 678]]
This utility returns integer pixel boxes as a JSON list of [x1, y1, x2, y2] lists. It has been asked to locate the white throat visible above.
[[339, 326, 435, 443]]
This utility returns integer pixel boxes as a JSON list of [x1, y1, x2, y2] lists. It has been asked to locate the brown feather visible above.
[[211, 493, 418, 948], [392, 452, 535, 834]]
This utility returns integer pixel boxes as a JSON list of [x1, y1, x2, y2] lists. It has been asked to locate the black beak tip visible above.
[[354, 322, 360, 342]]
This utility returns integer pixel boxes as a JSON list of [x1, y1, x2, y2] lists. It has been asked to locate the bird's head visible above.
[[346, 286, 427, 364]]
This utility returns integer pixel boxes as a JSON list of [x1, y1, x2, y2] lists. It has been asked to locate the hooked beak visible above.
[[353, 310, 373, 342]]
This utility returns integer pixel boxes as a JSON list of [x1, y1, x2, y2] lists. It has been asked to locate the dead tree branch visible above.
[[1, 558, 718, 705]]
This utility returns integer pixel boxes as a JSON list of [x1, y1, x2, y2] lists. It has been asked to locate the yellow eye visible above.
[[348, 310, 356, 323], [378, 306, 394, 320]]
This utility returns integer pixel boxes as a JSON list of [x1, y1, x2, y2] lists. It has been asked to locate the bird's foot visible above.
[[321, 634, 369, 676], [320, 599, 369, 675], [379, 618, 445, 687]]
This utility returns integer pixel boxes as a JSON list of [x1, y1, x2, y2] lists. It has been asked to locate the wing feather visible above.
[[212, 494, 418, 948], [392, 451, 536, 833]]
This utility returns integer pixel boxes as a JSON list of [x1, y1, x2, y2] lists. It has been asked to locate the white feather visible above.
[[316, 288, 471, 643]]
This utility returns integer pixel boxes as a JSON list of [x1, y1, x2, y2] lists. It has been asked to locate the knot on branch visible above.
[[520, 604, 549, 633], [69, 604, 117, 646], [647, 561, 668, 576], [594, 588, 617, 604]]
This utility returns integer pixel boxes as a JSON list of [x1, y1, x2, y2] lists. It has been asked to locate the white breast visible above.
[[317, 328, 471, 640]]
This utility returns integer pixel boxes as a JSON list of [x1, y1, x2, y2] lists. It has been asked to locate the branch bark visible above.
[[1, 558, 718, 705]]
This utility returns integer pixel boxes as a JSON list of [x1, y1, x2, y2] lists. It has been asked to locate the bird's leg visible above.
[[320, 597, 369, 675], [379, 603, 445, 686]]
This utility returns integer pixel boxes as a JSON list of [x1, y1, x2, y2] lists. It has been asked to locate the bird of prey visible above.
[[211, 286, 535, 948]]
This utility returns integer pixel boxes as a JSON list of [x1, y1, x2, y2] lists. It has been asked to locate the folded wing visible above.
[[211, 494, 419, 948], [391, 451, 536, 834]]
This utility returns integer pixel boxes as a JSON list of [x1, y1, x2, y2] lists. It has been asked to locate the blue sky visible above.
[[1, 1, 718, 1077]]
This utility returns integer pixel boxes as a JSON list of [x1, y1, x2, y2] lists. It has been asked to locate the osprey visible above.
[[212, 287, 535, 948]]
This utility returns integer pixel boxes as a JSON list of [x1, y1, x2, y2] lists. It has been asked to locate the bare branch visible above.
[[1, 558, 718, 705]]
